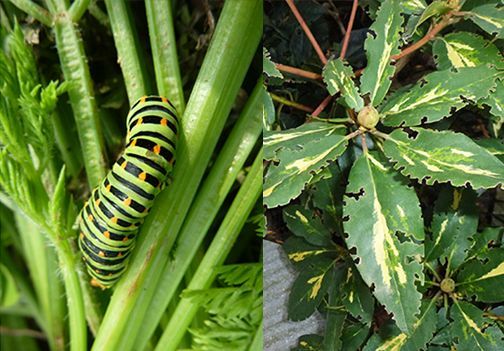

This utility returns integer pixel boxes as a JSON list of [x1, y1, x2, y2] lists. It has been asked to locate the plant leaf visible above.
[[450, 301, 503, 351], [433, 32, 504, 70], [264, 122, 344, 161], [401, 298, 439, 351], [288, 257, 335, 321], [262, 85, 276, 131], [467, 227, 502, 259], [283, 236, 338, 267], [456, 248, 504, 303], [414, 0, 454, 33], [323, 58, 364, 111], [475, 139, 504, 162], [0, 263, 20, 307], [425, 188, 478, 270], [479, 79, 504, 136], [343, 152, 424, 333], [467, 4, 504, 39], [263, 47, 283, 78], [283, 205, 333, 246], [380, 66, 501, 126], [264, 126, 348, 208], [340, 264, 375, 324], [360, 0, 404, 106], [383, 128, 504, 189], [292, 334, 324, 351]]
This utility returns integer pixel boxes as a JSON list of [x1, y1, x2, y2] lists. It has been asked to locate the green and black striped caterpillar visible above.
[[78, 96, 178, 289]]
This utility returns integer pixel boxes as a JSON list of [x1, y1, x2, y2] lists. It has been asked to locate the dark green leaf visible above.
[[467, 4, 504, 39], [283, 205, 333, 247], [467, 227, 502, 259], [380, 66, 502, 126], [456, 248, 504, 303], [262, 85, 276, 131], [283, 236, 338, 268], [401, 299, 438, 351], [383, 128, 504, 189], [341, 321, 371, 351], [0, 263, 19, 307], [343, 152, 424, 333], [292, 334, 324, 351], [450, 301, 503, 351], [414, 1, 455, 33], [425, 188, 478, 270], [340, 265, 375, 324], [288, 257, 335, 321]]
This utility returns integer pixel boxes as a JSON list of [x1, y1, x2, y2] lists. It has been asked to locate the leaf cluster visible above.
[[264, 0, 504, 349]]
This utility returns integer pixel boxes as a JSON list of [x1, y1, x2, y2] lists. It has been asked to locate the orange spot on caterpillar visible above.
[[80, 232, 84, 240], [98, 251, 105, 257], [124, 198, 132, 206], [121, 161, 127, 169], [95, 198, 100, 206], [160, 118, 168, 126], [122, 237, 128, 242], [111, 217, 118, 224], [106, 184, 112, 192], [136, 117, 143, 126], [103, 231, 110, 239], [138, 172, 147, 181], [118, 252, 123, 257], [90, 278, 108, 290], [140, 96, 147, 103], [130, 139, 137, 147], [88, 214, 93, 221], [161, 97, 168, 104], [153, 145, 161, 154]]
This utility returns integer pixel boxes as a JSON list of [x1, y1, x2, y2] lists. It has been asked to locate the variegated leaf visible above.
[[264, 122, 344, 161], [288, 256, 335, 321], [340, 265, 375, 324], [402, 0, 427, 15], [433, 32, 504, 70], [380, 65, 501, 126], [323, 58, 364, 111], [414, 0, 454, 34], [262, 85, 275, 131], [467, 4, 504, 39], [283, 236, 337, 267], [479, 79, 504, 136], [343, 152, 424, 334], [360, 0, 404, 106], [383, 128, 504, 189], [283, 205, 333, 247], [456, 248, 504, 303], [450, 301, 503, 351], [264, 128, 348, 208], [365, 299, 438, 351], [425, 188, 478, 270], [263, 47, 283, 78]]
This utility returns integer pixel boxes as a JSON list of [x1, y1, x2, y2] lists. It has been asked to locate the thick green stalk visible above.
[[15, 213, 66, 351], [91, 1, 261, 350], [8, 0, 52, 26], [54, 239, 87, 351], [145, 0, 185, 113], [49, 0, 106, 188], [104, 0, 151, 103], [130, 82, 262, 351], [155, 150, 263, 350], [68, 0, 90, 22]]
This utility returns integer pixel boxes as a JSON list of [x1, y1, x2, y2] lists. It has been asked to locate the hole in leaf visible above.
[[403, 127, 418, 139]]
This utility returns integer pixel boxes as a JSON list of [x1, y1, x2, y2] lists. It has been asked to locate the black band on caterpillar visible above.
[[78, 96, 178, 289]]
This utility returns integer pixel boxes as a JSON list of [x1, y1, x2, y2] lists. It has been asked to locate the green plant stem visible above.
[[130, 82, 263, 351], [48, 0, 106, 188], [271, 93, 313, 113], [68, 0, 90, 22], [15, 212, 66, 351], [88, 0, 109, 28], [91, 2, 261, 349], [155, 150, 263, 351], [104, 0, 151, 103], [323, 286, 346, 350], [249, 321, 263, 351], [145, 0, 185, 113], [8, 0, 52, 26], [53, 238, 87, 351]]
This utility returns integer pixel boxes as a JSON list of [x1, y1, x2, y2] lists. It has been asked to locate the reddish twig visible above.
[[391, 15, 455, 61], [285, 0, 328, 64], [340, 0, 359, 59], [311, 95, 333, 117], [275, 63, 322, 80]]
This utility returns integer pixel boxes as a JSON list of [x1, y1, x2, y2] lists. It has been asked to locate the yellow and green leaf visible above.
[[467, 3, 504, 39], [360, 0, 404, 106], [343, 152, 424, 334], [380, 65, 502, 126], [323, 58, 364, 111], [383, 128, 504, 189]]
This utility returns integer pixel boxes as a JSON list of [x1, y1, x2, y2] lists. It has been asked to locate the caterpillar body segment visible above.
[[78, 96, 179, 289]]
